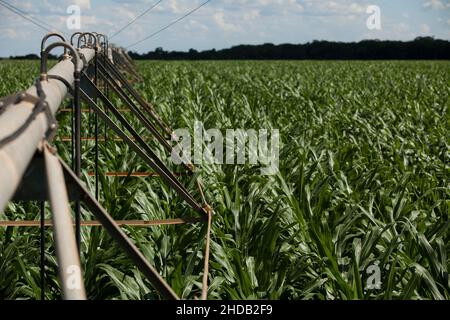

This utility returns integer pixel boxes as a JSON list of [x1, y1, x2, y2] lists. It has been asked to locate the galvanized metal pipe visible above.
[[0, 48, 95, 213], [44, 145, 86, 300]]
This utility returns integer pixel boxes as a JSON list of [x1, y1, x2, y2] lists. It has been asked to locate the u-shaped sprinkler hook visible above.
[[89, 32, 97, 46], [96, 34, 108, 53], [40, 42, 81, 82], [41, 33, 69, 59], [77, 34, 88, 47], [70, 32, 83, 46], [78, 32, 98, 50], [95, 33, 106, 43]]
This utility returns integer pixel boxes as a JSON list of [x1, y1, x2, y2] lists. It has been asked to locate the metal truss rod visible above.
[[83, 73, 191, 175], [79, 88, 205, 214], [99, 57, 172, 137], [97, 62, 172, 152], [57, 137, 148, 142], [0, 217, 205, 227], [111, 49, 142, 82], [58, 156, 179, 300], [59, 108, 130, 112], [87, 172, 185, 177]]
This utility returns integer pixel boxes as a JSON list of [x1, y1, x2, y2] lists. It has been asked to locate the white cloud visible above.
[[284, 0, 304, 13], [302, 0, 366, 15], [213, 12, 240, 32], [243, 9, 260, 21], [361, 20, 415, 41], [187, 19, 209, 33], [420, 23, 431, 33], [1, 0, 450, 56], [4, 28, 18, 39], [220, 0, 303, 14], [166, 0, 182, 14], [19, 2, 33, 10], [73, 0, 91, 10], [423, 0, 450, 10], [348, 2, 366, 14]]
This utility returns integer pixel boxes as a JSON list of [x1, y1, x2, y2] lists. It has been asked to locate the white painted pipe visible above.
[[44, 146, 86, 300], [0, 48, 95, 213]]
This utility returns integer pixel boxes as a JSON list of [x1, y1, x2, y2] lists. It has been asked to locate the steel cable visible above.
[[126, 0, 213, 49], [0, 0, 67, 36], [109, 0, 165, 39]]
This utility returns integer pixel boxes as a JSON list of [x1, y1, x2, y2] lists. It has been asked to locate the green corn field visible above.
[[0, 60, 449, 300]]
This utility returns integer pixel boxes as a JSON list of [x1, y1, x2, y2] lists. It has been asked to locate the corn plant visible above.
[[0, 60, 448, 300]]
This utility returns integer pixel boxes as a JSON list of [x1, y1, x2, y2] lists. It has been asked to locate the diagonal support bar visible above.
[[58, 156, 180, 300], [79, 87, 205, 214], [99, 56, 172, 136], [96, 62, 172, 152], [95, 62, 192, 171]]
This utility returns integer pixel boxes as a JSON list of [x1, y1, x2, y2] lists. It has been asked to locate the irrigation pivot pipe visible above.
[[0, 45, 95, 213]]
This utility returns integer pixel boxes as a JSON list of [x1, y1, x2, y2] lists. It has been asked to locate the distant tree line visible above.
[[128, 37, 450, 60], [3, 37, 449, 60], [0, 53, 58, 60]]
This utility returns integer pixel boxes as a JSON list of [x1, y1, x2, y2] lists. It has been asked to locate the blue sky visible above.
[[0, 0, 449, 56]]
